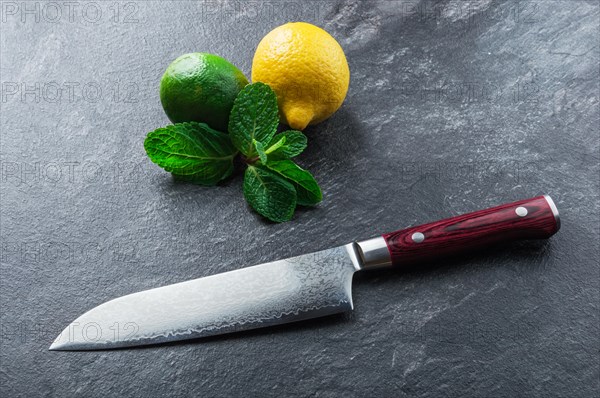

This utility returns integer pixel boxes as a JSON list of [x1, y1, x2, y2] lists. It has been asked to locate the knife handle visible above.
[[356, 195, 560, 269]]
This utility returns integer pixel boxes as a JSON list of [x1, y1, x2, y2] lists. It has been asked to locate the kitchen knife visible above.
[[50, 195, 560, 350]]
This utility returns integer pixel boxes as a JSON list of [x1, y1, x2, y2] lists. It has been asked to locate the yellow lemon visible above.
[[251, 22, 350, 130]]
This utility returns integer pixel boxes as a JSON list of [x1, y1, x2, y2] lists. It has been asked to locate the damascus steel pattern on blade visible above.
[[50, 245, 358, 350]]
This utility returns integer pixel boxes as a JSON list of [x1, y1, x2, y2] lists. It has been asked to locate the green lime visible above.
[[160, 53, 249, 131]]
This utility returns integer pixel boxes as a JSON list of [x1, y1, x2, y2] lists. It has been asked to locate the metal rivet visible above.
[[516, 207, 528, 217], [411, 232, 425, 243]]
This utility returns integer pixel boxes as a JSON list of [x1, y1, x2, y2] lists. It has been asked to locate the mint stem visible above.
[[243, 155, 260, 165]]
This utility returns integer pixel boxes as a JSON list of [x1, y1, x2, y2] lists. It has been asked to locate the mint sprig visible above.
[[144, 83, 322, 222]]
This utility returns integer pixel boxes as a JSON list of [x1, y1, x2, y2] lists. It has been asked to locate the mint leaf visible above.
[[243, 165, 297, 222], [264, 160, 322, 206], [254, 139, 268, 164], [266, 130, 307, 159], [265, 134, 286, 153], [228, 82, 279, 156], [144, 122, 237, 186]]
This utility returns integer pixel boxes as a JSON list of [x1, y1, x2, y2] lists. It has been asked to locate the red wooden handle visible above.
[[382, 195, 560, 266]]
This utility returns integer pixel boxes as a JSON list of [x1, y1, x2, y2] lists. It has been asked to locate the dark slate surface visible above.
[[1, 1, 598, 396]]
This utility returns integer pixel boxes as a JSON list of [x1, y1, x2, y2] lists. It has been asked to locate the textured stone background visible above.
[[1, 1, 598, 396]]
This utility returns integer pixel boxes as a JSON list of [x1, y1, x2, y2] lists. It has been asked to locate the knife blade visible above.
[[50, 245, 359, 350], [50, 195, 560, 350]]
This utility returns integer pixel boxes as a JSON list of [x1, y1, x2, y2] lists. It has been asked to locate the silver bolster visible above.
[[355, 236, 393, 270], [543, 194, 561, 231]]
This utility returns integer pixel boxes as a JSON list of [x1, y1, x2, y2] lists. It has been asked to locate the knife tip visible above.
[[48, 325, 76, 351], [48, 339, 67, 351], [48, 341, 62, 351]]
